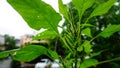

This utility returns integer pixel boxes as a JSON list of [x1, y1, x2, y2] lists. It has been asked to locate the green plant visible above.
[[0, 0, 120, 68]]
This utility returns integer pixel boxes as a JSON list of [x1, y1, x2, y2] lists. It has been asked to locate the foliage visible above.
[[6, 0, 61, 31], [89, 0, 120, 67], [4, 34, 16, 50], [0, 45, 58, 61], [0, 0, 120, 68]]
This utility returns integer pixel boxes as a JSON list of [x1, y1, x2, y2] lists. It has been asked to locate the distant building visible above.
[[21, 34, 33, 46], [20, 34, 50, 46]]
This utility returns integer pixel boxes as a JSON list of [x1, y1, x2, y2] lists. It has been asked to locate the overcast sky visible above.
[[0, 0, 70, 39]]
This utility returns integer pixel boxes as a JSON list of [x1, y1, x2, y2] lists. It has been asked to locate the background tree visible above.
[[4, 34, 16, 50]]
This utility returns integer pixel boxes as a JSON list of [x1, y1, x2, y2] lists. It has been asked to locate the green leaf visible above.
[[80, 59, 98, 68], [12, 45, 48, 62], [81, 28, 92, 38], [48, 50, 59, 59], [72, 0, 95, 19], [82, 41, 91, 54], [91, 50, 105, 58], [0, 51, 10, 58], [65, 53, 72, 59], [58, 0, 69, 20], [0, 49, 18, 59], [99, 25, 120, 38], [77, 46, 83, 52], [33, 30, 58, 40], [89, 0, 117, 18], [7, 0, 62, 30]]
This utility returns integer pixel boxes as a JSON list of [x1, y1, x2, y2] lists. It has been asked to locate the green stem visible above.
[[65, 36, 75, 51], [90, 34, 99, 42], [77, 22, 81, 40], [58, 33, 73, 53], [89, 57, 120, 67], [68, 8, 75, 35], [82, 17, 91, 28], [53, 25, 73, 53], [74, 47, 78, 68], [59, 56, 66, 68]]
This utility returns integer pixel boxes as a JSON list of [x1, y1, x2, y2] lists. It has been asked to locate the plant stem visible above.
[[58, 33, 73, 53], [89, 57, 120, 67], [74, 47, 78, 68], [68, 8, 75, 35], [82, 17, 90, 28], [54, 26, 73, 53], [59, 56, 66, 68]]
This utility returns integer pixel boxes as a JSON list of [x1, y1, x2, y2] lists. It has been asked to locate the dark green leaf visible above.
[[33, 30, 58, 40], [90, 0, 117, 18], [80, 59, 98, 68], [99, 25, 120, 38], [7, 0, 62, 30]]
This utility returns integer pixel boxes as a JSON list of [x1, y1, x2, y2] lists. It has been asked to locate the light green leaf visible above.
[[7, 0, 62, 30], [82, 41, 91, 54], [72, 0, 95, 19], [77, 46, 83, 52], [12, 45, 48, 62], [48, 50, 59, 59], [80, 59, 98, 68], [33, 30, 58, 40], [99, 25, 120, 38], [90, 0, 117, 18], [81, 28, 92, 38], [58, 0, 69, 20]]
